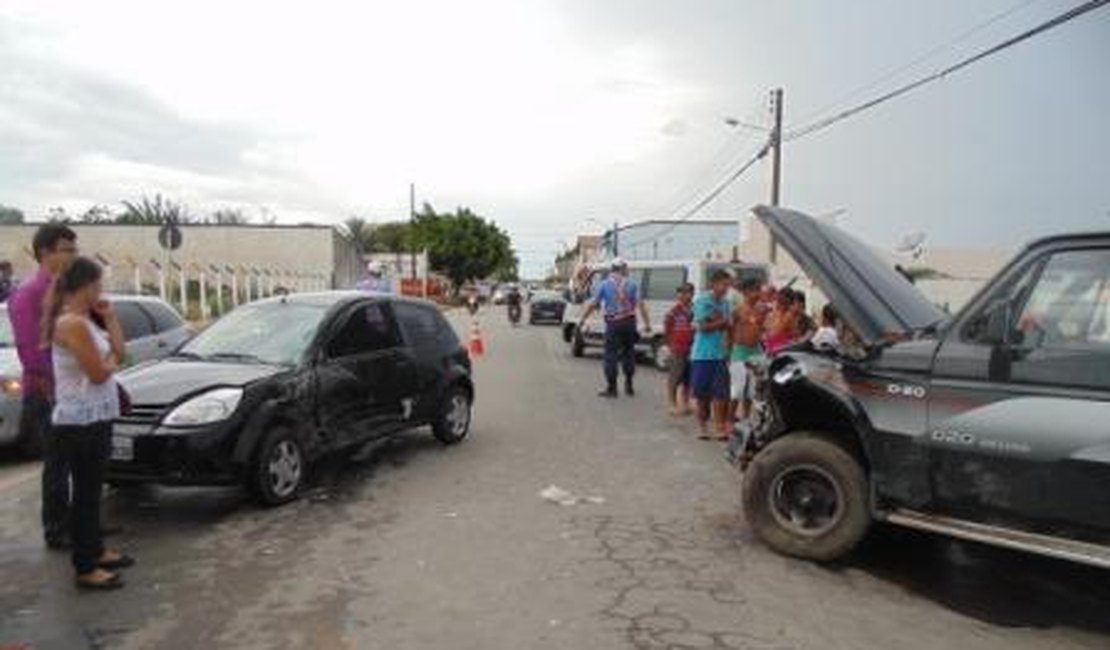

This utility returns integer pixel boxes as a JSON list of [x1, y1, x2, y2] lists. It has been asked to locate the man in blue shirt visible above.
[[578, 258, 652, 397], [690, 268, 734, 439]]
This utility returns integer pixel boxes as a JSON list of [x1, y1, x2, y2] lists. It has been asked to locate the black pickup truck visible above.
[[740, 206, 1110, 570]]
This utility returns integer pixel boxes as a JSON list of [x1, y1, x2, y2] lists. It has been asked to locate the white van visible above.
[[562, 259, 768, 368]]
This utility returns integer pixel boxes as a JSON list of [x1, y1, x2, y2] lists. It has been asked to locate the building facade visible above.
[[606, 220, 741, 262]]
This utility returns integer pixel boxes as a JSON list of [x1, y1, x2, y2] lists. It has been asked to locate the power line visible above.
[[789, 0, 1046, 128], [620, 142, 770, 251], [785, 0, 1110, 143], [660, 105, 767, 222]]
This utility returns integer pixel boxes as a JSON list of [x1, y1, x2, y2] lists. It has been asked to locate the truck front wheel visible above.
[[741, 432, 870, 562]]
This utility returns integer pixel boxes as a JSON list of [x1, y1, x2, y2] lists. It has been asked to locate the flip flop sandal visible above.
[[75, 573, 125, 591]]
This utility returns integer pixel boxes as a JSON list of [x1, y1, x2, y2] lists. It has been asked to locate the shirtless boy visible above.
[[729, 277, 767, 426]]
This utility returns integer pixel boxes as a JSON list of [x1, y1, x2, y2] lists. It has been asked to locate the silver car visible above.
[[0, 295, 192, 453]]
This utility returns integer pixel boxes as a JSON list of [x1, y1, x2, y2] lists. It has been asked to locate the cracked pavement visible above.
[[1, 311, 1109, 649]]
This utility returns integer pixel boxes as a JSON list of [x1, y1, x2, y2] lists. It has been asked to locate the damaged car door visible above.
[[316, 300, 416, 448]]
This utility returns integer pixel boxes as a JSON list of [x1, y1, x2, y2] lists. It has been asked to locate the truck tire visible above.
[[741, 432, 870, 562], [248, 427, 306, 507], [571, 331, 585, 357]]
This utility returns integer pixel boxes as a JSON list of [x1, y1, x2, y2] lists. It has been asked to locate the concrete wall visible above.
[[0, 223, 361, 293]]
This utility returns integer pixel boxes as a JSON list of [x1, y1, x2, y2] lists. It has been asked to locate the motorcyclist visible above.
[[506, 285, 523, 325], [356, 261, 392, 293]]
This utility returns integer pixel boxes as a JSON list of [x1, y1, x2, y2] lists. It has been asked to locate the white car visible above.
[[0, 295, 192, 455]]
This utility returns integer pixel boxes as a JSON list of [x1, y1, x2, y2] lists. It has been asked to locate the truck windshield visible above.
[[181, 302, 327, 366]]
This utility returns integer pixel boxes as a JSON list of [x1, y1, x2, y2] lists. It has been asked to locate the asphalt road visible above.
[[1, 310, 1109, 649]]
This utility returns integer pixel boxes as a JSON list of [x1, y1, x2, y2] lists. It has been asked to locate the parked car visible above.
[[562, 259, 768, 369], [529, 290, 567, 325], [107, 292, 475, 506], [0, 311, 21, 451], [740, 205, 1110, 570], [0, 295, 190, 455]]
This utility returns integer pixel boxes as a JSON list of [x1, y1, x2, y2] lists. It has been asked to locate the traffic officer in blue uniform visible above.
[[578, 258, 652, 397]]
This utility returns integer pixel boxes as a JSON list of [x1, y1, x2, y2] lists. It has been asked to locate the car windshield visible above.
[[0, 308, 12, 348], [180, 302, 327, 366]]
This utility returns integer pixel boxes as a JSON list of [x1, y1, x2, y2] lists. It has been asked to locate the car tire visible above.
[[651, 338, 671, 372], [432, 387, 472, 445], [571, 331, 585, 357], [741, 432, 870, 563], [249, 427, 307, 507]]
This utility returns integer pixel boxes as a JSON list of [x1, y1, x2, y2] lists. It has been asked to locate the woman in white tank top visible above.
[[45, 257, 136, 590]]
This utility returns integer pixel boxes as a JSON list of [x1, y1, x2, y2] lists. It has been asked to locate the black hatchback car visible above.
[[528, 290, 567, 325], [107, 292, 474, 505]]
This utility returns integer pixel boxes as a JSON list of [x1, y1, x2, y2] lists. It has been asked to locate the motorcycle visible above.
[[466, 296, 480, 316], [507, 302, 522, 326]]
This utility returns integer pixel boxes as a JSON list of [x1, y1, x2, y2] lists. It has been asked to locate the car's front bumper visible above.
[[107, 421, 241, 485]]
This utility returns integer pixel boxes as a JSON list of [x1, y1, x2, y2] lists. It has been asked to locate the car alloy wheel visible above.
[[445, 393, 470, 438], [267, 440, 303, 499], [767, 464, 844, 538], [433, 388, 472, 444]]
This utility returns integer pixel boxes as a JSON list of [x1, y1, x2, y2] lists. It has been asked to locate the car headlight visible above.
[[0, 377, 21, 397], [162, 388, 243, 427]]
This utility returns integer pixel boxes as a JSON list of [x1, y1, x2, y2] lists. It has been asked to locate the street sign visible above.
[[158, 223, 183, 251]]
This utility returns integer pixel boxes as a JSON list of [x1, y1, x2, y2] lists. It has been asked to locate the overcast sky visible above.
[[2, 0, 1108, 277]]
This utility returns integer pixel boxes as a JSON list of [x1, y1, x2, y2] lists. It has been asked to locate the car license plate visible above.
[[111, 435, 133, 462]]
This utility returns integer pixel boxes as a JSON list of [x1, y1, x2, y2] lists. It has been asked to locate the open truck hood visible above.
[[753, 205, 946, 346]]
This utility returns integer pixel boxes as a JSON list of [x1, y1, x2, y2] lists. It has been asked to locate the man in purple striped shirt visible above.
[[8, 224, 78, 548]]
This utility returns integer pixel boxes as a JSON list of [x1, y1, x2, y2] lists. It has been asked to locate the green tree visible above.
[[412, 204, 516, 291], [79, 205, 114, 223], [366, 222, 414, 253], [119, 194, 191, 225], [0, 205, 24, 225], [47, 206, 71, 223], [342, 217, 371, 253]]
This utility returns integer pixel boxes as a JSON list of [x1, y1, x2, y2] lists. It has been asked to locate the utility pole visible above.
[[612, 221, 619, 257], [768, 87, 784, 263]]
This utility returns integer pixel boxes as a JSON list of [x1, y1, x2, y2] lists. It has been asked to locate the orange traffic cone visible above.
[[468, 320, 485, 359]]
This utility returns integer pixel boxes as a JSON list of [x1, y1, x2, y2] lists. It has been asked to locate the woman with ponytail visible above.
[[47, 257, 135, 590]]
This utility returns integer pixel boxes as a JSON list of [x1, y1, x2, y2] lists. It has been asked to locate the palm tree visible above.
[[118, 194, 190, 225], [343, 216, 371, 253]]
